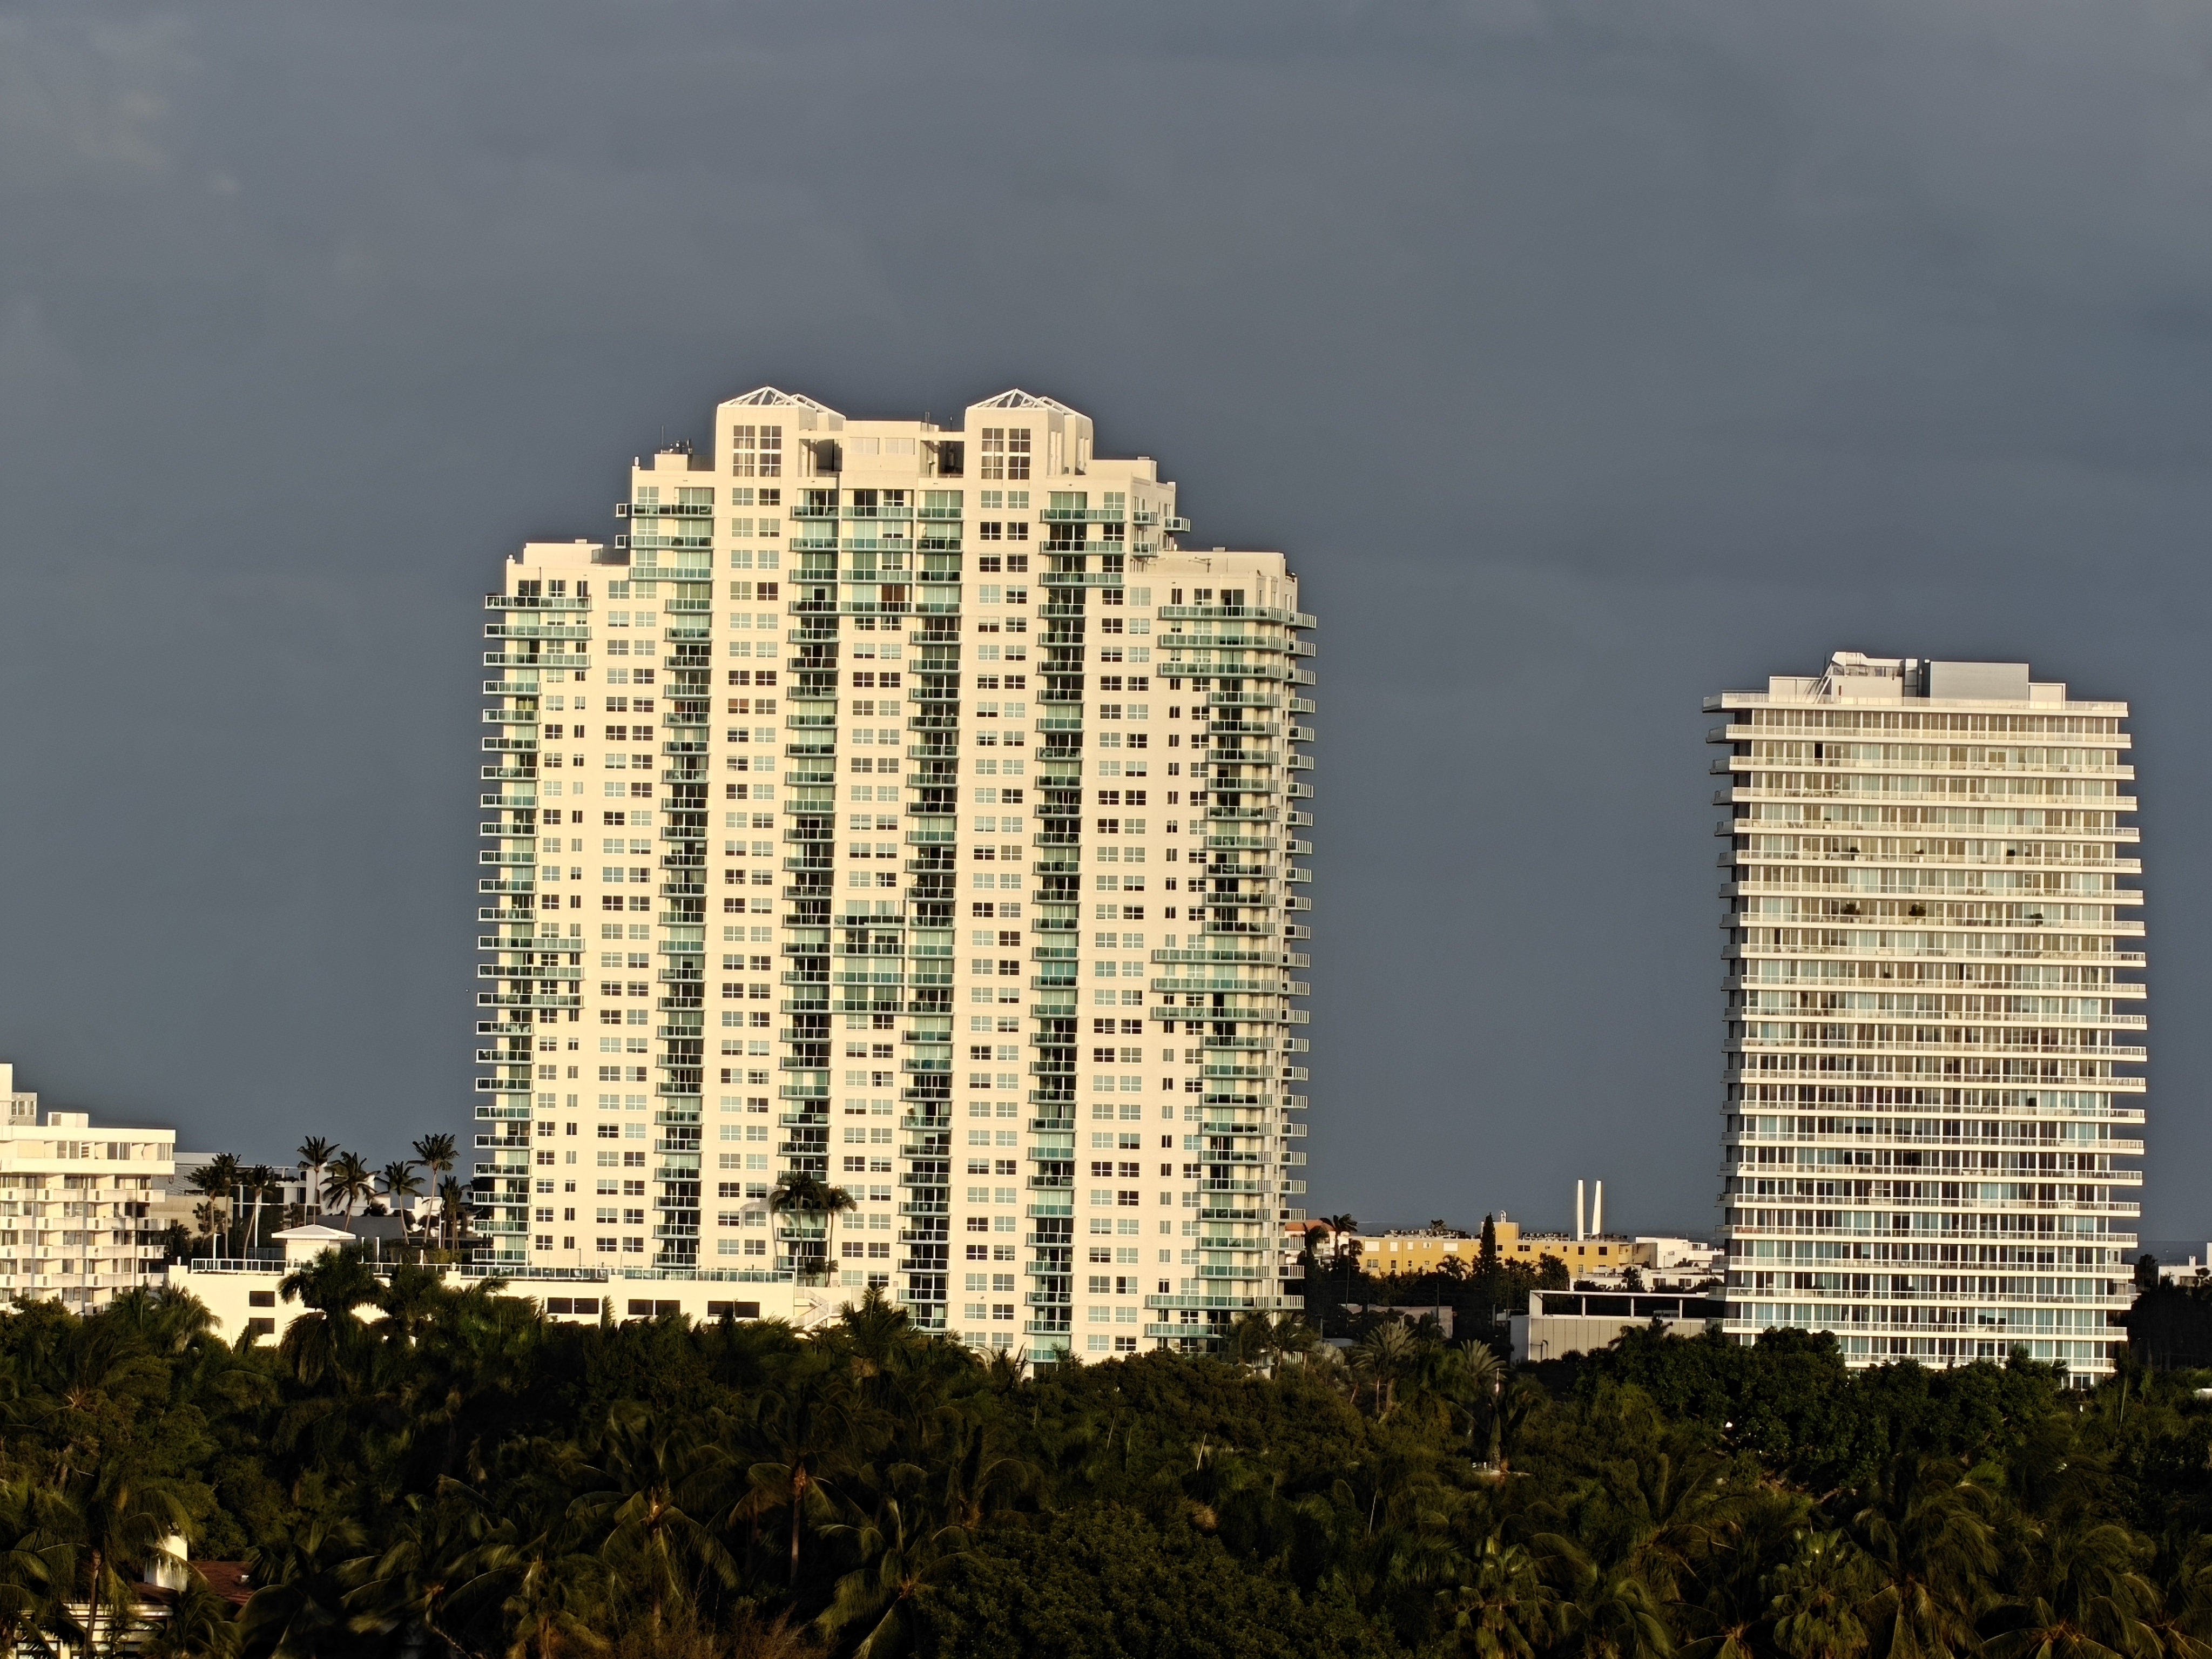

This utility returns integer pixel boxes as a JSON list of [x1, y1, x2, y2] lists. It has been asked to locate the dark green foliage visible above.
[[2, 1270, 2211, 1659], [1569, 1326, 2090, 1492], [2121, 1277, 2212, 1371], [919, 1505, 1396, 1659], [1303, 1250, 1563, 1342]]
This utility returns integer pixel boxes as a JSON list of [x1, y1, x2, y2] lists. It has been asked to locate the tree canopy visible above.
[[3, 1273, 2210, 1659]]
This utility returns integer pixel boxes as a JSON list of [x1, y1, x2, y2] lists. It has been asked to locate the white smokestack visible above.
[[1592, 1180, 1603, 1236], [1575, 1179, 1586, 1242]]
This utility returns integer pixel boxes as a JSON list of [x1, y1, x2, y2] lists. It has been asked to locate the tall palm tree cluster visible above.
[[181, 1137, 465, 1262], [4, 1275, 2212, 1659]]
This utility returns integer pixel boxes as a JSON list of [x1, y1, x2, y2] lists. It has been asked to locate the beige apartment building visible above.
[[1708, 654, 2142, 1381], [0, 1063, 175, 1308], [1315, 1220, 1658, 1278], [476, 389, 1314, 1359]]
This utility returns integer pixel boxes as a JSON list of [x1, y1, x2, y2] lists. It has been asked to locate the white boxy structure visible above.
[[168, 1223, 828, 1343]]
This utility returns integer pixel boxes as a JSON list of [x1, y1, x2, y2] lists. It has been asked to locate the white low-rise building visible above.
[[166, 1222, 831, 1342], [2157, 1249, 2211, 1286], [1509, 1287, 1725, 1365]]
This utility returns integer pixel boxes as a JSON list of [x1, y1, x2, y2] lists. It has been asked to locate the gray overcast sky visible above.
[[2, 0, 2207, 1244]]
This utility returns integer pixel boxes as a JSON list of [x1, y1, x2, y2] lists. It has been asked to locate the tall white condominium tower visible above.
[[1707, 653, 2142, 1382], [476, 388, 1314, 1360]]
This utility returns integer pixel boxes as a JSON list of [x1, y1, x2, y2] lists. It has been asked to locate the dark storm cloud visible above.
[[1, 0, 2207, 1240]]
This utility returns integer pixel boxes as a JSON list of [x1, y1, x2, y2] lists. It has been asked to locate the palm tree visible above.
[[1351, 1319, 1419, 1419], [296, 1136, 334, 1221], [237, 1514, 366, 1659], [1324, 1212, 1361, 1299], [568, 1407, 737, 1636], [1769, 1532, 1878, 1659], [1435, 1534, 1559, 1659], [435, 1177, 473, 1257], [768, 1171, 855, 1283], [495, 1541, 605, 1659], [1224, 1309, 1276, 1371], [1848, 1455, 2001, 1659], [1225, 1309, 1320, 1375], [1546, 1535, 1674, 1659], [67, 1450, 195, 1659], [321, 1151, 375, 1221], [137, 1573, 240, 1659], [240, 1164, 281, 1256], [379, 1159, 426, 1235], [188, 1155, 242, 1255], [190, 1201, 225, 1263], [1455, 1340, 1507, 1466], [413, 1135, 458, 1248], [1984, 1518, 2165, 1659], [813, 1492, 979, 1659], [0, 1478, 74, 1658], [738, 1354, 861, 1587]]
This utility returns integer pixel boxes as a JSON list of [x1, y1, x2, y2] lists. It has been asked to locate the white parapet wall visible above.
[[1508, 1289, 1724, 1364], [164, 1235, 837, 1342]]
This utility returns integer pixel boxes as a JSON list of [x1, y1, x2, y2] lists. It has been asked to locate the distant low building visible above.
[[1303, 1217, 1663, 1279], [1510, 1287, 1725, 1364], [155, 1154, 329, 1253], [1632, 1237, 1724, 1291], [2157, 1249, 2212, 1286], [167, 1222, 832, 1341]]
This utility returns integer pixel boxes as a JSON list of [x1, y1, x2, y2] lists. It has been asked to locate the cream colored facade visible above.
[[476, 389, 1314, 1360], [1325, 1221, 1658, 1278], [1709, 654, 2142, 1380], [169, 1226, 825, 1344], [0, 1063, 174, 1308]]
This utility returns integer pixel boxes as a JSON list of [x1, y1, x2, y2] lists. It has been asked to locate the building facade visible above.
[[1708, 653, 2142, 1380], [0, 1062, 175, 1307], [1314, 1220, 1660, 1279], [475, 388, 1314, 1359]]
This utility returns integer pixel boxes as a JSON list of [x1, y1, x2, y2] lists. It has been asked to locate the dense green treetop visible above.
[[1, 1268, 2209, 1659]]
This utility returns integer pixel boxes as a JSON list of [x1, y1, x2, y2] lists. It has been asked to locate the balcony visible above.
[[487, 594, 594, 612], [484, 623, 591, 641], [1039, 571, 1124, 589]]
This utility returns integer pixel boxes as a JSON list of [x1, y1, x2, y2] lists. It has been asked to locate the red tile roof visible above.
[[194, 1562, 253, 1607]]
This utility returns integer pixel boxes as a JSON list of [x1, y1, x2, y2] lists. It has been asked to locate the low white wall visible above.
[[1509, 1313, 1711, 1364], [163, 1263, 828, 1341]]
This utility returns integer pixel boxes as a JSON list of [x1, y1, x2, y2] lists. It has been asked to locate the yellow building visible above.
[[1304, 1219, 1658, 1278]]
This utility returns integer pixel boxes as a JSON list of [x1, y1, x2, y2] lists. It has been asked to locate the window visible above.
[[731, 424, 783, 477], [979, 427, 1031, 481]]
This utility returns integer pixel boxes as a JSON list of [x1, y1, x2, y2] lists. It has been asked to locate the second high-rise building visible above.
[[1707, 653, 2142, 1382], [474, 388, 1314, 1360]]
